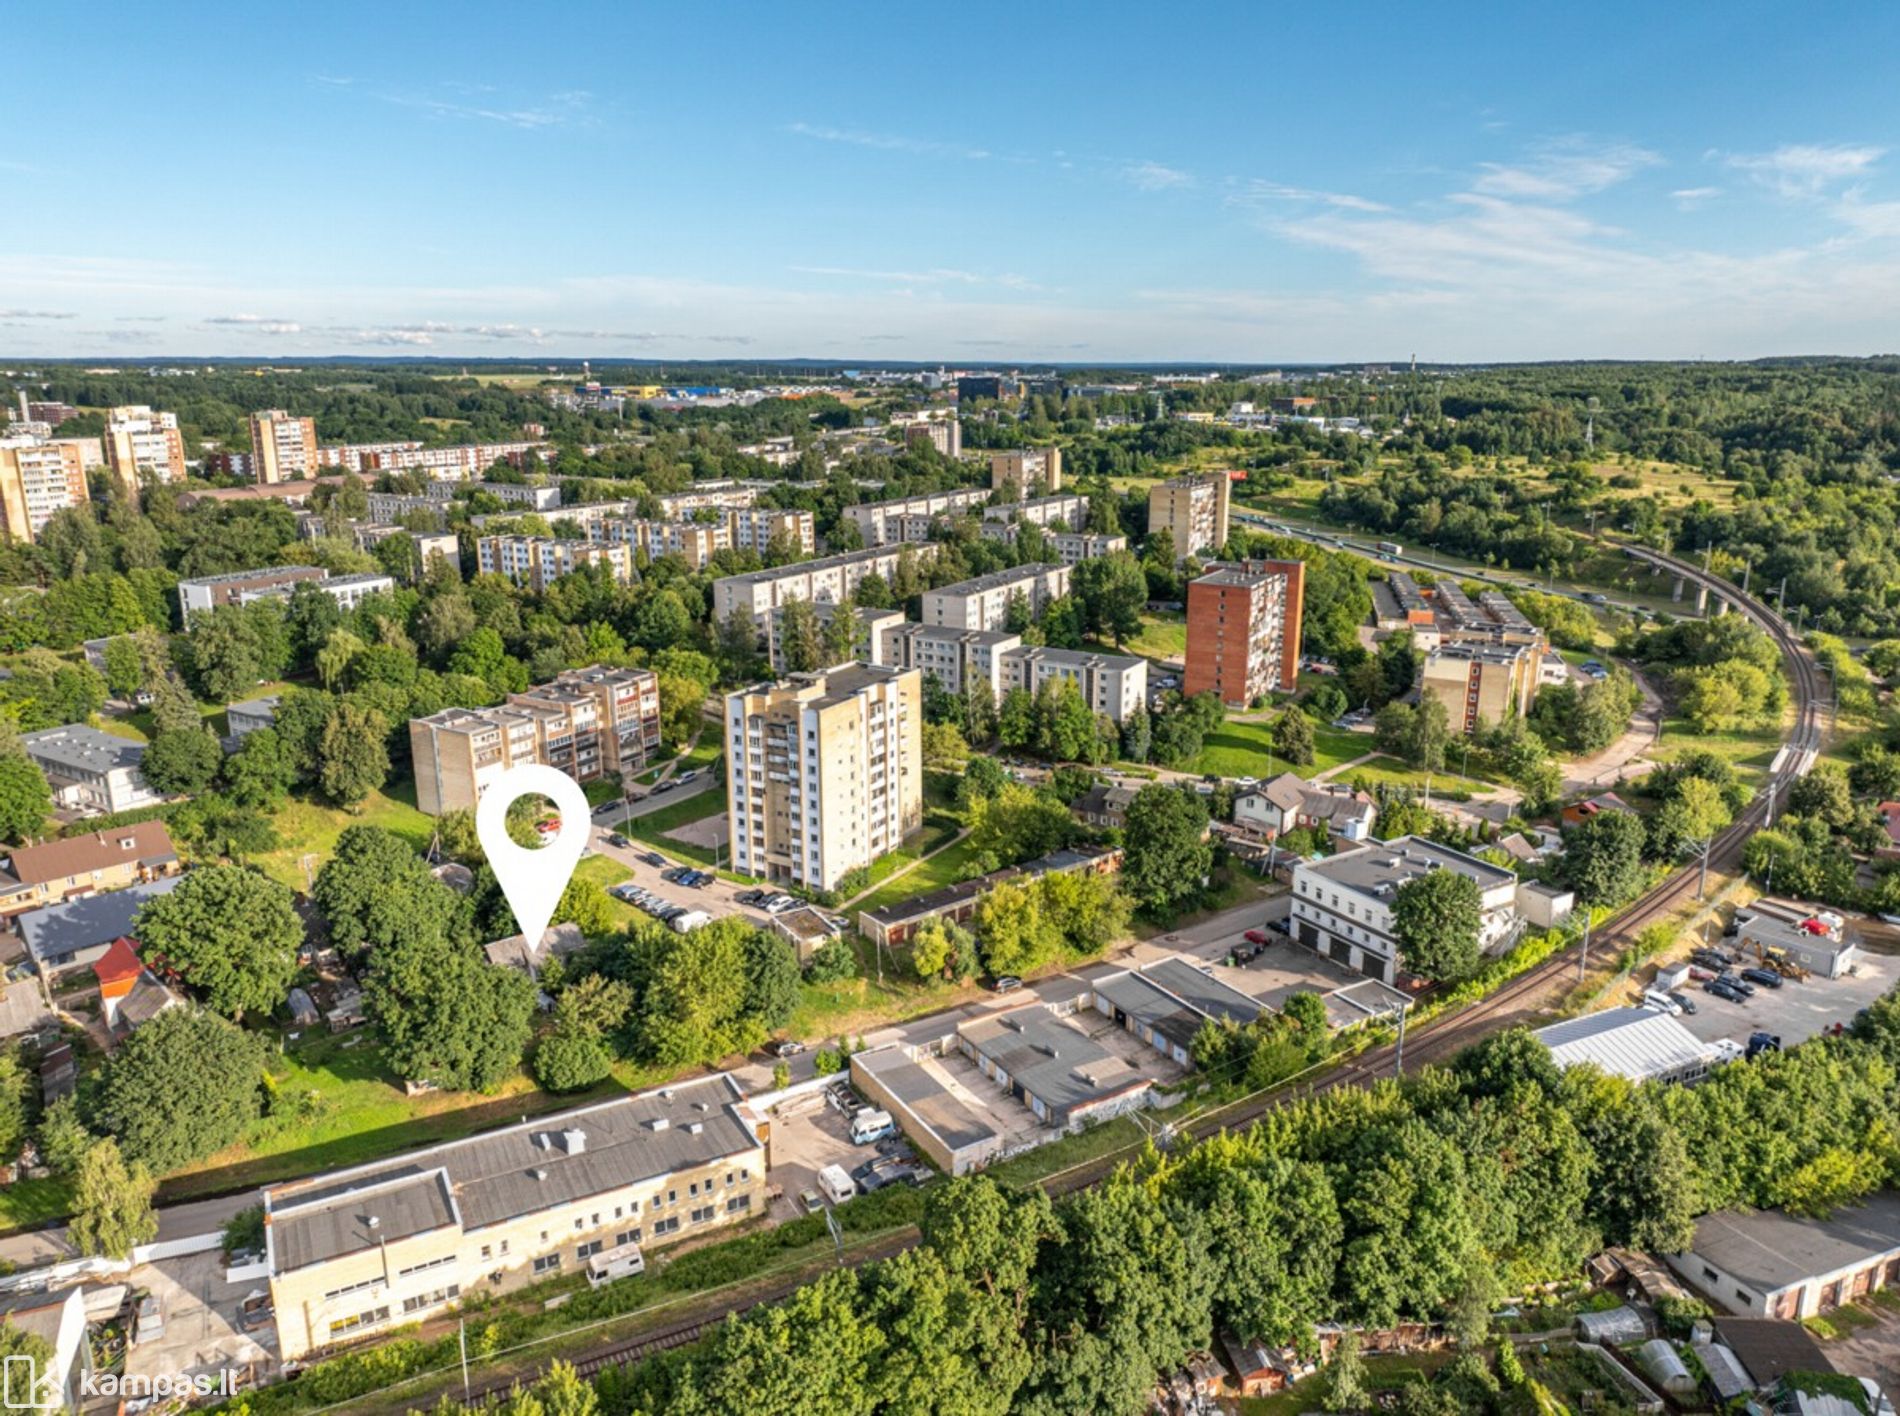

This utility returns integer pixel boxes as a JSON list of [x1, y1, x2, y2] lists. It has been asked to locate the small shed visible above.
[[1634, 1339, 1697, 1399], [1693, 1340, 1755, 1402], [1575, 1305, 1652, 1345], [287, 987, 319, 1027]]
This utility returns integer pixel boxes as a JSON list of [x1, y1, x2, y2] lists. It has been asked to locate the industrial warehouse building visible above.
[[1534, 1006, 1728, 1086], [1669, 1192, 1900, 1321]]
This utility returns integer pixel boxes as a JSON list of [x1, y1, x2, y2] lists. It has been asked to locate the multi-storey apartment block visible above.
[[1421, 641, 1542, 733], [588, 517, 731, 569], [1001, 646, 1149, 723], [980, 493, 1088, 537], [263, 1075, 765, 1360], [654, 480, 772, 519], [476, 536, 632, 591], [249, 410, 319, 484], [843, 488, 990, 546], [765, 602, 905, 675], [1049, 531, 1127, 565], [901, 417, 962, 459], [990, 447, 1062, 499], [0, 436, 90, 543], [176, 565, 330, 616], [315, 440, 551, 478], [1147, 474, 1232, 558], [1183, 561, 1305, 706], [725, 666, 923, 893], [409, 665, 661, 814], [712, 543, 939, 628], [428, 480, 561, 510], [877, 624, 1022, 702], [104, 406, 186, 491], [298, 519, 459, 579], [727, 506, 815, 557], [921, 563, 1072, 632]]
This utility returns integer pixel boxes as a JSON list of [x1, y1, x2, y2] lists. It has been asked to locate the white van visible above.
[[585, 1240, 646, 1288], [849, 1109, 895, 1146], [1642, 989, 1682, 1016], [817, 1163, 857, 1205], [669, 910, 713, 934]]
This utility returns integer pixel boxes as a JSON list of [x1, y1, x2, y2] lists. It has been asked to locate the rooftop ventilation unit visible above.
[[531, 1167, 548, 1181], [561, 1127, 587, 1154], [648, 1117, 670, 1132]]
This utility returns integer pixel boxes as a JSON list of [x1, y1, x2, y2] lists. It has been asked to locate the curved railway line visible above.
[[456, 540, 1823, 1406]]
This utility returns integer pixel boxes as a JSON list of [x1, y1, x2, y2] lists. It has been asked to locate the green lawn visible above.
[[1188, 718, 1371, 779], [1116, 611, 1187, 663], [1333, 755, 1489, 800], [841, 816, 964, 904], [255, 781, 436, 890], [1651, 717, 1784, 787], [851, 835, 988, 916]]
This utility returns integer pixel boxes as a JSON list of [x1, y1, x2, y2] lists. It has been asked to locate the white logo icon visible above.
[[2, 1356, 60, 1410], [475, 763, 591, 952]]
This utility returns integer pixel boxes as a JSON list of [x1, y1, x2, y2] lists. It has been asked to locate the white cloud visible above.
[[1123, 160, 1193, 191], [1472, 138, 1662, 200], [1724, 143, 1884, 196], [202, 314, 302, 334], [791, 265, 1041, 291], [785, 122, 991, 161], [0, 309, 75, 320], [1228, 180, 1389, 213], [1671, 186, 1721, 209]]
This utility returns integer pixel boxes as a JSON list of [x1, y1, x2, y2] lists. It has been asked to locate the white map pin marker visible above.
[[475, 763, 591, 953]]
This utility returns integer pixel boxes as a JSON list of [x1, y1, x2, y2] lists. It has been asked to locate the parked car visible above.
[[1740, 966, 1784, 990], [643, 852, 667, 868], [990, 975, 1023, 994], [764, 895, 799, 915], [678, 768, 701, 783], [606, 832, 630, 848], [1747, 1031, 1783, 1059], [1666, 991, 1699, 1014], [653, 779, 677, 793], [1642, 990, 1682, 1016], [1692, 947, 1735, 970], [1722, 973, 1758, 996], [1244, 928, 1271, 946], [799, 1188, 825, 1215], [1705, 978, 1749, 1003], [767, 1039, 805, 1058], [737, 889, 766, 906]]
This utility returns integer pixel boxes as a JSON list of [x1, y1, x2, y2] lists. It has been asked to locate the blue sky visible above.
[[6, 1, 1900, 362]]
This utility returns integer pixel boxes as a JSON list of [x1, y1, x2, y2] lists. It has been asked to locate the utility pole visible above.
[[1577, 909, 1594, 983], [1697, 836, 1711, 901], [1391, 999, 1408, 1076]]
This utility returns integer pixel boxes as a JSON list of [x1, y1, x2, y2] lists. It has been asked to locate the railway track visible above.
[[455, 541, 1823, 1403]]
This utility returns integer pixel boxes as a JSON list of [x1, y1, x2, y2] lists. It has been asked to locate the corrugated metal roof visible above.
[[1535, 1006, 1717, 1082]]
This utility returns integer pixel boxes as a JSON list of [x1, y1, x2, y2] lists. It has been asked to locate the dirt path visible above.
[[836, 827, 973, 911], [1562, 665, 1664, 796]]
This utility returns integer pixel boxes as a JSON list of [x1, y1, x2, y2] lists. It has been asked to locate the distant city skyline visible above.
[[6, 1, 1900, 362]]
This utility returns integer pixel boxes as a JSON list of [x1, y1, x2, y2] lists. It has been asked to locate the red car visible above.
[[1244, 929, 1271, 946]]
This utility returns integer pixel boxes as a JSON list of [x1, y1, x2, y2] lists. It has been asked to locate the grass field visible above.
[[1188, 718, 1371, 779], [1650, 717, 1784, 787], [852, 835, 987, 916], [256, 781, 436, 890], [841, 816, 965, 905], [621, 784, 728, 864], [1112, 611, 1187, 663]]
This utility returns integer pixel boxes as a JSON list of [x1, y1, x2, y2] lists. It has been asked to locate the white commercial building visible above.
[[1534, 1006, 1728, 1086]]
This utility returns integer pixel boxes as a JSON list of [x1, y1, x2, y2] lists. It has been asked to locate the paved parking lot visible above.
[[763, 1088, 869, 1210], [124, 1248, 277, 1392], [1669, 945, 1893, 1048]]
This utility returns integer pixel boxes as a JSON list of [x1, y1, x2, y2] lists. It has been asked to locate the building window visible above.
[[653, 1215, 680, 1237], [401, 1286, 460, 1314], [615, 1229, 641, 1247], [1704, 1267, 1720, 1284], [329, 1306, 390, 1338], [1736, 1289, 1753, 1305], [691, 1205, 716, 1225], [577, 1240, 603, 1260], [533, 1254, 562, 1274], [727, 1195, 752, 1215]]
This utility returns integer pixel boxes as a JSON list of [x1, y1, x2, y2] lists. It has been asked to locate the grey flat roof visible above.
[[1690, 1192, 1900, 1295], [714, 543, 921, 590], [17, 874, 183, 962], [266, 1075, 758, 1272], [177, 565, 327, 588], [227, 695, 281, 717], [960, 1006, 1147, 1115], [1303, 835, 1515, 897], [1091, 970, 1207, 1050], [1142, 958, 1263, 1027], [854, 1048, 997, 1153], [927, 562, 1064, 596], [1010, 645, 1144, 672], [22, 724, 146, 775]]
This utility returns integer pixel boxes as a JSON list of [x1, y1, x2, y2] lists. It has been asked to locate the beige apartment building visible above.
[[842, 488, 990, 546], [728, 506, 815, 557], [476, 535, 632, 591], [725, 666, 923, 893], [263, 1075, 766, 1361], [1148, 474, 1232, 558], [1421, 641, 1541, 733], [249, 409, 320, 484], [921, 562, 1072, 632], [1002, 645, 1149, 723], [712, 543, 939, 627], [104, 405, 187, 492], [409, 665, 661, 814], [590, 518, 731, 569], [990, 447, 1063, 499], [0, 436, 90, 543]]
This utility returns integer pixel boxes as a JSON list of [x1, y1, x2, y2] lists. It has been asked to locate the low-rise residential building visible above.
[[842, 488, 990, 546], [1288, 836, 1525, 984], [428, 480, 561, 510], [1071, 782, 1138, 830], [1668, 1191, 1900, 1321], [1184, 561, 1305, 706], [22, 724, 163, 815], [990, 447, 1063, 499], [725, 666, 923, 894], [1148, 474, 1231, 557], [227, 695, 281, 742], [176, 564, 330, 616], [92, 935, 181, 1038], [104, 405, 187, 491], [476, 535, 632, 591], [712, 543, 939, 628], [0, 821, 180, 915], [410, 665, 660, 814], [1535, 1006, 1727, 1086], [16, 873, 184, 976], [1234, 772, 1378, 842], [922, 563, 1071, 632], [262, 1075, 766, 1360], [1001, 645, 1149, 723]]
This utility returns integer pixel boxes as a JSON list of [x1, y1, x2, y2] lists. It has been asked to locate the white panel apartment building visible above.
[[980, 493, 1089, 538], [878, 625, 1022, 703], [728, 506, 815, 557], [725, 666, 923, 893], [1002, 646, 1149, 722], [712, 543, 939, 627], [1049, 532, 1128, 565], [843, 488, 990, 546], [921, 563, 1071, 632], [1289, 836, 1524, 984], [477, 536, 633, 591]]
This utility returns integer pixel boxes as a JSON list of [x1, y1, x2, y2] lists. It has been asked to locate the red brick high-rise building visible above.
[[1183, 560, 1305, 708]]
